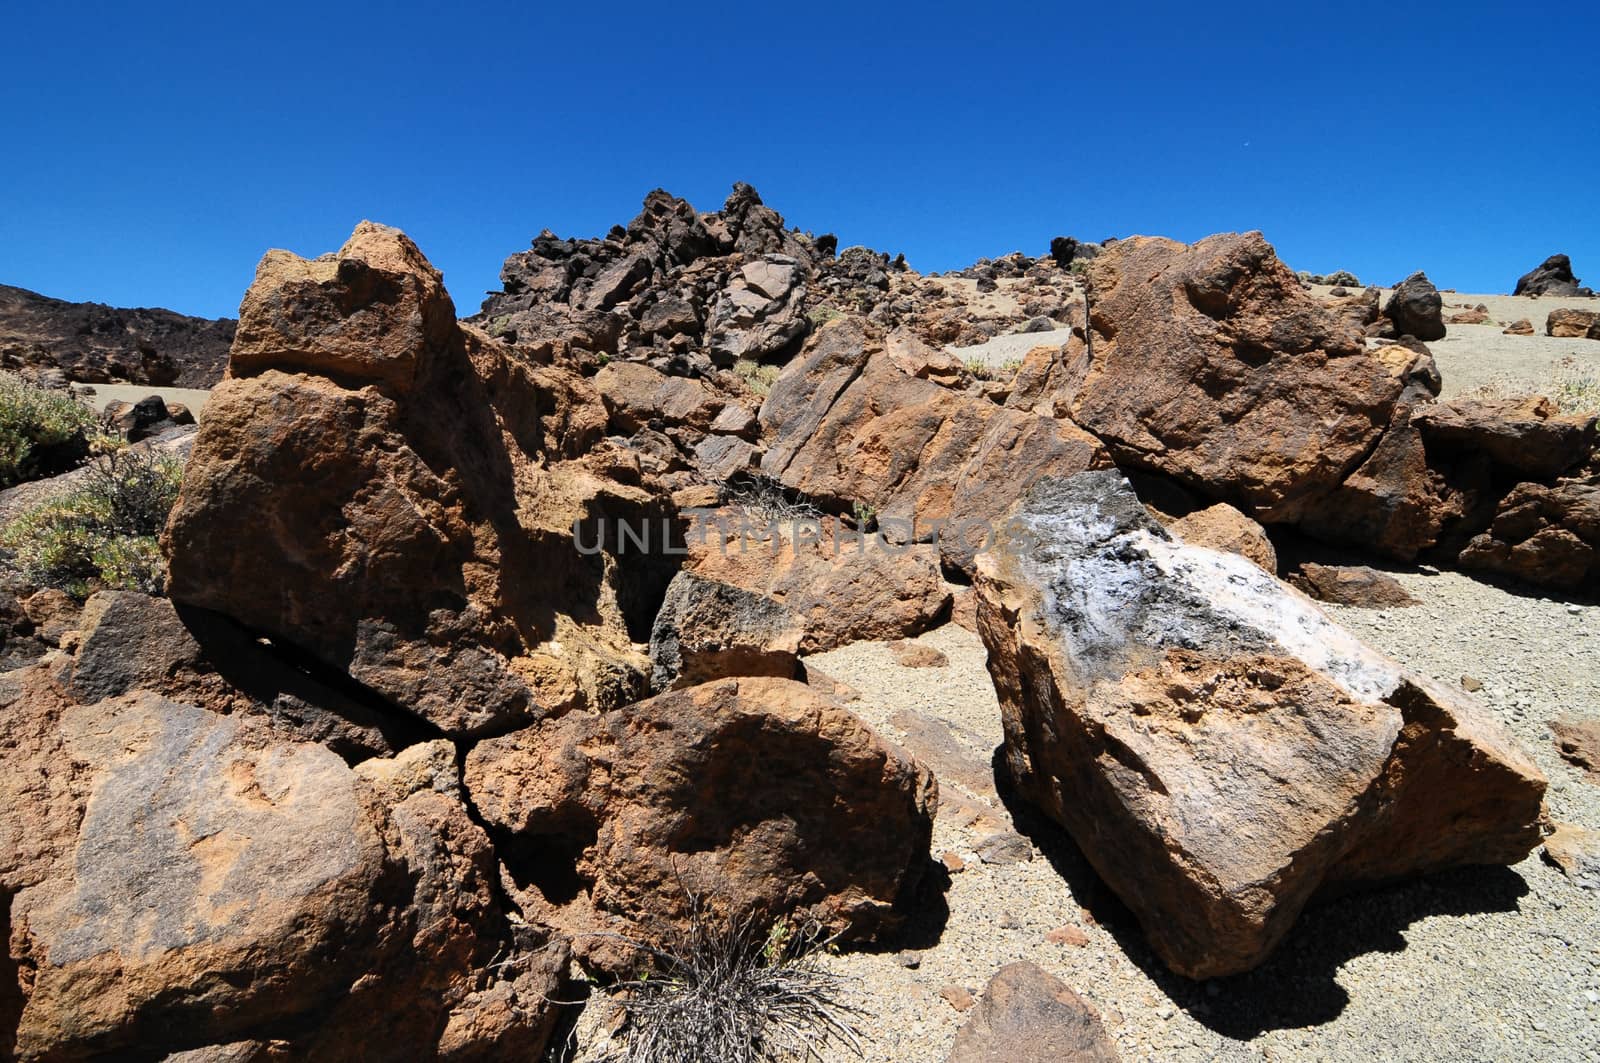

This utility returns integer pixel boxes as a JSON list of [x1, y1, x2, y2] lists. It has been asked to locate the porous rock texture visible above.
[[164, 222, 679, 736], [760, 317, 1110, 573], [974, 470, 1546, 979], [463, 675, 938, 972], [1008, 233, 1402, 524], [0, 673, 566, 1062]]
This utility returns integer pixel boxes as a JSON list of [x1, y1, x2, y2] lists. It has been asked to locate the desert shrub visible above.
[[0, 372, 106, 487], [734, 358, 782, 397], [595, 906, 862, 1063], [2, 448, 184, 597], [721, 475, 821, 522], [1464, 356, 1600, 416]]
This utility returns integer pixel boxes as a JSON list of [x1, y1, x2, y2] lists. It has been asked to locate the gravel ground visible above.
[[801, 572, 1600, 1062], [948, 327, 1076, 367]]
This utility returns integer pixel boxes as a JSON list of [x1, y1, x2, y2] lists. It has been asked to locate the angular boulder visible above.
[[164, 223, 679, 736], [760, 317, 1109, 573], [1515, 254, 1583, 297], [1547, 308, 1600, 340], [974, 470, 1546, 978], [1046, 233, 1401, 522], [2, 681, 565, 1061], [647, 570, 804, 690], [463, 676, 937, 971], [682, 506, 951, 653], [1458, 479, 1600, 588], [947, 962, 1118, 1063], [1165, 502, 1277, 572], [1411, 397, 1597, 479]]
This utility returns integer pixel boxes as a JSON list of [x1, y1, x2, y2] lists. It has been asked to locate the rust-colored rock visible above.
[[1049, 233, 1400, 522], [682, 506, 951, 653], [760, 317, 1109, 573], [946, 962, 1118, 1063], [1551, 717, 1600, 780], [1503, 318, 1534, 336], [463, 676, 936, 972], [1165, 502, 1278, 571], [975, 471, 1545, 978], [1457, 480, 1600, 588], [647, 570, 803, 690], [164, 223, 679, 736], [2, 683, 565, 1061], [1411, 397, 1597, 479], [1547, 308, 1600, 339], [1291, 563, 1418, 608]]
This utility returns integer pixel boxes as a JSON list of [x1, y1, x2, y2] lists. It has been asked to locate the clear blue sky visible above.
[[2, 1, 1596, 320]]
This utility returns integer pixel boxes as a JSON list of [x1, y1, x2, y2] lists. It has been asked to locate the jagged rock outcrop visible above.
[[1, 675, 566, 1061], [760, 318, 1109, 573], [1514, 254, 1587, 297], [463, 675, 938, 972], [975, 471, 1545, 979], [1458, 478, 1600, 588], [164, 222, 680, 737], [0, 283, 234, 388]]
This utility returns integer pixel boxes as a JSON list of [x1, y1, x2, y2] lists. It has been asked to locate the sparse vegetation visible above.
[[734, 358, 782, 397], [2, 448, 184, 597], [722, 475, 821, 522], [595, 905, 863, 1063], [850, 500, 877, 529], [805, 304, 843, 327], [0, 372, 109, 488], [1464, 356, 1600, 416], [964, 356, 1025, 382]]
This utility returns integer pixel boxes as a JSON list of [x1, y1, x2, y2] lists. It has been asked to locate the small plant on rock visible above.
[[2, 447, 184, 597], [734, 358, 782, 397], [595, 903, 863, 1063]]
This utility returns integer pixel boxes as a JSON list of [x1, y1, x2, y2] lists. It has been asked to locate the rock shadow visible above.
[[992, 748, 1530, 1038]]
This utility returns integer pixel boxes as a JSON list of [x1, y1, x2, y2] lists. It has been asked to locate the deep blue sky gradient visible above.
[[2, 0, 1596, 319]]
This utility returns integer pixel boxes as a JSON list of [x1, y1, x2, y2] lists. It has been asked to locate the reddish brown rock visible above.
[[1411, 397, 1597, 479], [1291, 563, 1418, 608], [947, 962, 1118, 1063], [1458, 480, 1600, 588], [1550, 717, 1600, 780], [462, 676, 937, 972], [682, 507, 951, 652], [1165, 502, 1278, 571], [1547, 308, 1600, 339], [1447, 306, 1489, 325], [975, 471, 1545, 978], [593, 360, 727, 436], [165, 223, 678, 736], [1050, 233, 1401, 522], [760, 316, 1109, 573], [891, 641, 949, 668], [1543, 824, 1600, 888], [1504, 318, 1535, 336], [2, 683, 565, 1061]]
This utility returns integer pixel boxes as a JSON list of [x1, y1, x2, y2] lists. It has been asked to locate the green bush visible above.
[[0, 372, 105, 488], [734, 358, 781, 397], [2, 449, 183, 597]]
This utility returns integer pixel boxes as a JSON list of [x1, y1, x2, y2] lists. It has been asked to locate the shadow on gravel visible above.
[[993, 750, 1531, 1038]]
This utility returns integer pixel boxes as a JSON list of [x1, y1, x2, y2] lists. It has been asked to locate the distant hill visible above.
[[0, 283, 234, 388]]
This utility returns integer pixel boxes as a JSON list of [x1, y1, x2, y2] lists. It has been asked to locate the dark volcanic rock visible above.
[[1382, 272, 1446, 341], [0, 283, 234, 387], [1514, 254, 1584, 297]]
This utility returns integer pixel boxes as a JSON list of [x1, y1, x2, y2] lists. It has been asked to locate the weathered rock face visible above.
[[1547, 308, 1600, 340], [1551, 717, 1600, 780], [1163, 502, 1277, 572], [647, 570, 804, 690], [760, 318, 1109, 573], [164, 223, 679, 737], [974, 471, 1545, 978], [1043, 233, 1400, 523], [682, 507, 951, 653], [1382, 272, 1446, 341], [0, 283, 235, 388], [1458, 479, 1600, 588], [1, 679, 566, 1061], [946, 962, 1119, 1063], [1411, 397, 1597, 480], [463, 676, 937, 972], [1515, 254, 1585, 297]]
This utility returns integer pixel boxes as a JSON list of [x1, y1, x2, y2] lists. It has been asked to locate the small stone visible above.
[[1079, 906, 1098, 927], [997, 910, 1021, 929], [895, 950, 922, 969], [940, 985, 976, 1012], [1046, 925, 1090, 947], [941, 850, 967, 873], [975, 831, 1034, 865], [890, 641, 949, 669], [1461, 675, 1484, 692]]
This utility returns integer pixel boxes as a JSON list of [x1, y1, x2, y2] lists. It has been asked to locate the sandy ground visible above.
[[69, 382, 212, 416]]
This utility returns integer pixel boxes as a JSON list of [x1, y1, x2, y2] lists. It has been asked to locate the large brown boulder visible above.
[[760, 318, 1109, 573], [974, 471, 1545, 979], [1, 677, 565, 1061], [463, 675, 937, 972], [1411, 397, 1597, 479], [164, 223, 679, 736], [1547, 308, 1600, 339], [682, 506, 951, 653], [1042, 233, 1401, 523]]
